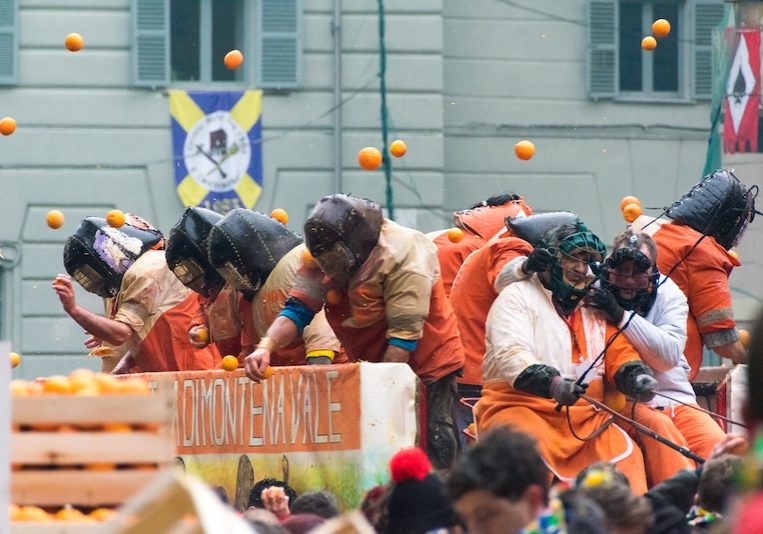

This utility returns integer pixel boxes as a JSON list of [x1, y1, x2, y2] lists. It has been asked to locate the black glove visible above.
[[522, 248, 554, 274], [586, 286, 625, 324], [550, 377, 587, 406], [615, 361, 657, 402], [631, 374, 657, 402]]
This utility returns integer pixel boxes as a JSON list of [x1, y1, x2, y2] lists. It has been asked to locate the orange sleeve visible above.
[[684, 242, 736, 335], [485, 239, 532, 289]]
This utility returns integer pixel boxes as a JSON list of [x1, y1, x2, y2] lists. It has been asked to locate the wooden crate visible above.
[[11, 386, 175, 508]]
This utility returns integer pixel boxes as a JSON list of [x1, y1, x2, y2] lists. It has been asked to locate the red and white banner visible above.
[[723, 30, 760, 154]]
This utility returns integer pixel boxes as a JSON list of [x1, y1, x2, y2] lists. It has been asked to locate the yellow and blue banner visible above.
[[170, 90, 263, 213]]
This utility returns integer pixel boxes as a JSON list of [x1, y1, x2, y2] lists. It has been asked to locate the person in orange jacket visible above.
[[632, 169, 756, 380], [245, 194, 465, 470], [165, 207, 245, 358], [54, 214, 220, 373], [476, 222, 651, 493], [428, 193, 532, 297], [207, 208, 342, 367]]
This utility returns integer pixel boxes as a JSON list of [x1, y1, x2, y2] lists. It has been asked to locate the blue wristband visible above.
[[278, 299, 316, 335], [389, 337, 418, 352]]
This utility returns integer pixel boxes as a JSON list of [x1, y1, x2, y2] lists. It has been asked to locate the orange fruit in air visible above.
[[262, 366, 274, 380], [514, 140, 535, 161], [106, 209, 125, 228], [18, 505, 52, 522], [302, 249, 317, 268], [622, 203, 643, 223], [43, 375, 74, 395], [222, 355, 239, 372], [358, 147, 383, 170], [224, 49, 244, 70], [728, 249, 741, 266], [9, 351, 20, 368], [390, 139, 408, 157], [739, 329, 750, 348], [270, 208, 289, 224], [326, 288, 343, 305], [619, 195, 641, 211], [65, 32, 84, 52], [652, 19, 671, 39], [447, 227, 464, 243], [641, 36, 657, 51], [0, 116, 16, 136], [46, 209, 64, 229]]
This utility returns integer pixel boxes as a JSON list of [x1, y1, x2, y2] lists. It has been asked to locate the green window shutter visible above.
[[258, 0, 303, 89], [588, 0, 618, 99], [0, 0, 18, 85], [132, 0, 169, 87], [692, 0, 724, 100]]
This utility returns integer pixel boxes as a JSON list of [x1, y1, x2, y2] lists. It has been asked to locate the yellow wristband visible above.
[[257, 336, 277, 352], [306, 349, 335, 361]]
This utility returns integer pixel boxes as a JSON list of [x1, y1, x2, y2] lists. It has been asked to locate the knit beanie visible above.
[[385, 448, 457, 534]]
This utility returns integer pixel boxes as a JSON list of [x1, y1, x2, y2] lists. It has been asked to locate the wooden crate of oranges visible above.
[[10, 370, 175, 531]]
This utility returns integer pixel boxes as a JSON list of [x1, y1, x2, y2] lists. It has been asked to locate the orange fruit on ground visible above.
[[106, 209, 125, 228], [103, 422, 132, 433], [46, 209, 64, 229], [65, 32, 84, 52], [262, 366, 274, 380], [447, 227, 464, 243], [326, 288, 343, 305], [641, 36, 657, 51], [739, 329, 750, 348], [85, 463, 117, 471], [222, 355, 239, 372], [652, 19, 671, 39], [358, 147, 383, 170], [514, 140, 535, 161], [224, 49, 244, 70], [117, 377, 150, 395], [190, 326, 209, 344], [389, 139, 408, 157], [622, 202, 643, 223], [43, 375, 74, 395], [619, 195, 642, 211], [26, 380, 44, 396], [0, 116, 16, 135], [55, 505, 86, 521], [94, 373, 122, 394], [302, 249, 317, 268], [18, 505, 52, 522], [9, 351, 20, 368], [90, 508, 117, 522], [10, 379, 28, 397], [69, 373, 98, 394], [270, 208, 289, 224]]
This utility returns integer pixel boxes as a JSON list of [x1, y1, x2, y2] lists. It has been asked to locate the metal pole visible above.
[[377, 0, 394, 220], [332, 0, 343, 193]]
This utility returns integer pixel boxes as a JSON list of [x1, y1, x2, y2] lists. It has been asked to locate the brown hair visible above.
[[612, 229, 658, 263]]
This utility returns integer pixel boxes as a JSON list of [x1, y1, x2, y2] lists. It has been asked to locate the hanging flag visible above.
[[170, 90, 263, 213], [723, 30, 760, 154]]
